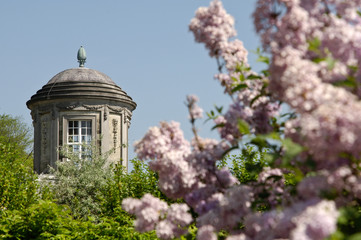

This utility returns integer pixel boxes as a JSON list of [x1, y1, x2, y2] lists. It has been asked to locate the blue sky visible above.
[[0, 1, 263, 161]]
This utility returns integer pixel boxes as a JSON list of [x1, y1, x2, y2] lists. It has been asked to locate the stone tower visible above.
[[27, 47, 136, 173]]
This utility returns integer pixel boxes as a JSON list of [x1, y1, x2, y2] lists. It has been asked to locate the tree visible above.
[[0, 114, 33, 168], [0, 140, 38, 212], [0, 114, 32, 154], [122, 0, 361, 239]]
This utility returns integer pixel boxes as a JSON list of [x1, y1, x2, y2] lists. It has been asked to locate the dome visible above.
[[47, 68, 116, 85], [27, 67, 136, 110]]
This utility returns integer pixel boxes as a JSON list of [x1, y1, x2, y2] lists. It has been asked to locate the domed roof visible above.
[[47, 68, 116, 85], [27, 67, 136, 110]]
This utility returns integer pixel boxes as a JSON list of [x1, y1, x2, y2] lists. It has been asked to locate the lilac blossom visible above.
[[255, 0, 361, 163], [134, 121, 190, 160], [253, 167, 289, 208], [244, 199, 339, 240], [197, 225, 217, 240], [290, 200, 339, 240], [122, 194, 192, 239], [122, 0, 361, 238], [189, 0, 236, 57], [122, 194, 168, 232], [197, 185, 252, 231], [186, 94, 203, 120]]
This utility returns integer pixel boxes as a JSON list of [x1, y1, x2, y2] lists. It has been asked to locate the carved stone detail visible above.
[[41, 121, 48, 155], [112, 119, 118, 153], [31, 109, 39, 125], [107, 105, 123, 113], [82, 104, 103, 111], [56, 103, 80, 110], [123, 108, 133, 125], [52, 106, 57, 120], [104, 105, 109, 121]]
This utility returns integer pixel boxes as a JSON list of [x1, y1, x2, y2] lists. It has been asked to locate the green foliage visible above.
[[0, 141, 38, 212], [225, 146, 267, 184], [0, 200, 159, 240], [49, 144, 114, 219], [102, 158, 170, 216], [0, 114, 32, 158], [328, 206, 361, 240], [0, 200, 74, 239]]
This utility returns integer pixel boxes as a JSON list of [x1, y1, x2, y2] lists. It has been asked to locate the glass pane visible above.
[[87, 129, 91, 135], [87, 121, 91, 128], [73, 136, 79, 142], [69, 121, 73, 127], [74, 121, 79, 127], [69, 129, 73, 135], [74, 128, 78, 135], [86, 136, 92, 143], [73, 145, 79, 152], [68, 136, 73, 143], [81, 129, 86, 135], [81, 121, 87, 127], [81, 136, 86, 142]]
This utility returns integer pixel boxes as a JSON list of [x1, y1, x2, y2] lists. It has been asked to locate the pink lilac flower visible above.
[[149, 151, 198, 199], [122, 194, 192, 239], [134, 121, 190, 160], [290, 200, 339, 240], [198, 185, 252, 231], [189, 0, 236, 57], [219, 39, 249, 72], [155, 204, 193, 239], [197, 225, 217, 240], [186, 94, 203, 120], [254, 0, 361, 163], [244, 199, 339, 240], [122, 194, 168, 232], [253, 167, 289, 207], [226, 233, 249, 240]]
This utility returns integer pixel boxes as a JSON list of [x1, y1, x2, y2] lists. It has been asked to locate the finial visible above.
[[77, 46, 87, 67]]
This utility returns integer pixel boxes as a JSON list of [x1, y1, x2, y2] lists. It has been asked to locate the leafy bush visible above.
[[0, 114, 32, 165], [0, 200, 159, 240], [102, 158, 170, 216], [48, 144, 113, 219], [225, 146, 267, 184], [0, 141, 38, 212]]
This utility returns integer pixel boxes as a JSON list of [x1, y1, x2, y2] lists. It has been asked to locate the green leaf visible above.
[[308, 37, 321, 53], [349, 233, 361, 240], [348, 65, 358, 72], [237, 119, 250, 135], [247, 74, 263, 80], [333, 77, 357, 88], [231, 83, 248, 93], [222, 145, 239, 158], [249, 137, 268, 152], [231, 76, 238, 82], [325, 56, 336, 70], [250, 94, 262, 107], [261, 70, 270, 77], [264, 132, 281, 140], [257, 55, 269, 65], [214, 105, 223, 114], [239, 73, 245, 82], [281, 138, 304, 166], [312, 57, 326, 63], [211, 123, 225, 130]]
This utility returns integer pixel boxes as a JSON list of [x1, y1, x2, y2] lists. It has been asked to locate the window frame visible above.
[[62, 114, 97, 160]]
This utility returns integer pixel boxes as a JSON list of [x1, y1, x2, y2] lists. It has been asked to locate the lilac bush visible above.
[[123, 0, 361, 239]]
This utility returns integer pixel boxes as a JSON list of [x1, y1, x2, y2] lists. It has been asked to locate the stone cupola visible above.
[[27, 47, 136, 173]]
